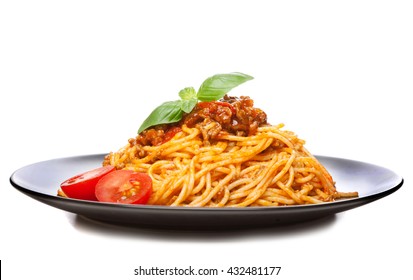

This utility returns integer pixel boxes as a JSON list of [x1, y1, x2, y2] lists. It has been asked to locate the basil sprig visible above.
[[138, 72, 253, 134]]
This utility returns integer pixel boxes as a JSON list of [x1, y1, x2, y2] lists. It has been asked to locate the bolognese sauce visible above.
[[130, 95, 268, 147], [103, 95, 268, 164]]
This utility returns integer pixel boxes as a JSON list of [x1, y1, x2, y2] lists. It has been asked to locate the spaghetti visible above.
[[103, 96, 357, 207]]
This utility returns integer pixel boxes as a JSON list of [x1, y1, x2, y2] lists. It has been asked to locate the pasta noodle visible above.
[[104, 122, 358, 207]]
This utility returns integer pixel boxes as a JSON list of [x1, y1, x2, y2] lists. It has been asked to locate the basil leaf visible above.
[[179, 87, 197, 100], [197, 72, 254, 101], [180, 98, 198, 113], [137, 72, 254, 134], [178, 87, 198, 113], [138, 100, 183, 134]]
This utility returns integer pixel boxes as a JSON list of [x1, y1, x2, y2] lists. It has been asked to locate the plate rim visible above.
[[9, 153, 404, 213]]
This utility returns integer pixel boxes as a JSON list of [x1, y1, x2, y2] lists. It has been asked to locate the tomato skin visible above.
[[95, 170, 153, 204], [60, 165, 115, 201], [198, 101, 236, 114], [162, 126, 182, 144]]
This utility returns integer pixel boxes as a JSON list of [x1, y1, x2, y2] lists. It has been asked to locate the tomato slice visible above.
[[95, 170, 153, 204], [60, 165, 115, 201]]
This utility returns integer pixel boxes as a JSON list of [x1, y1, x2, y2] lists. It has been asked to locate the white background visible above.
[[1, 0, 412, 279]]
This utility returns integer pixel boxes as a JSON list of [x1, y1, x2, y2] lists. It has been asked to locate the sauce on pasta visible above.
[[103, 95, 358, 207]]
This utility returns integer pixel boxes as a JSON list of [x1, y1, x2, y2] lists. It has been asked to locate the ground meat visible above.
[[131, 95, 268, 147], [134, 127, 166, 146], [182, 95, 267, 137]]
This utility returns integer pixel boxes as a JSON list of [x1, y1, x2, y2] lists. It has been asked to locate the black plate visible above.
[[10, 154, 403, 229]]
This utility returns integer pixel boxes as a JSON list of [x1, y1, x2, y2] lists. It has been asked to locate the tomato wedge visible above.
[[95, 170, 152, 204], [60, 165, 115, 201]]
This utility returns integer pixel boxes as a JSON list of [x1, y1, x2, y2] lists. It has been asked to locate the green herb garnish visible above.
[[138, 72, 253, 134]]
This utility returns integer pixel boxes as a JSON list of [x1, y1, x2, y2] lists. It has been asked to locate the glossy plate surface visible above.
[[10, 154, 403, 229]]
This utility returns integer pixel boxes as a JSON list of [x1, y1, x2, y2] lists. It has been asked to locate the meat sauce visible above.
[[129, 95, 268, 147]]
